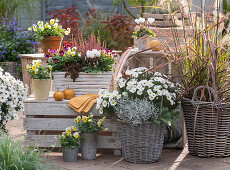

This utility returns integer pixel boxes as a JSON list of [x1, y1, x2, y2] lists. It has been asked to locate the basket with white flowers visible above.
[[0, 67, 28, 131], [74, 113, 107, 160], [28, 18, 71, 54], [96, 67, 181, 163]]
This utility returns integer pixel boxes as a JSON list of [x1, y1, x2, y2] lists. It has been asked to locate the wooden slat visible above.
[[24, 103, 99, 116], [25, 134, 121, 149], [24, 118, 118, 132]]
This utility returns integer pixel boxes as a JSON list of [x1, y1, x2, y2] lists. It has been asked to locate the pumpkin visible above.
[[148, 40, 163, 51], [53, 91, 64, 101], [64, 88, 76, 100]]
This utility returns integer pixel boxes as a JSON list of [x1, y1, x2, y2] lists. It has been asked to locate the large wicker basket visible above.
[[182, 87, 230, 157], [118, 120, 166, 163]]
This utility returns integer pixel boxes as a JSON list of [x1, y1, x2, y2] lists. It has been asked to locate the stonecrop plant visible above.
[[26, 59, 52, 79], [28, 18, 70, 40], [74, 113, 108, 133], [132, 17, 156, 39], [58, 126, 80, 148], [0, 67, 28, 131], [97, 67, 181, 124]]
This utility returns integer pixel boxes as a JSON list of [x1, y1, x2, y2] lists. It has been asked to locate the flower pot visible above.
[[32, 79, 51, 100], [182, 86, 230, 157], [80, 132, 98, 160], [118, 120, 166, 163], [41, 36, 62, 54], [62, 147, 79, 162]]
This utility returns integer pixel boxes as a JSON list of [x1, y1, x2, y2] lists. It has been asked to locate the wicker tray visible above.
[[182, 86, 230, 157], [118, 120, 165, 163]]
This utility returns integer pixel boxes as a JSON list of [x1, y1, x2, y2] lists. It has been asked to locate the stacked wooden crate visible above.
[[24, 94, 121, 156]]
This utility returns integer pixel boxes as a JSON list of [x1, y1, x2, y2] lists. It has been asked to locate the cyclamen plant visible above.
[[28, 19, 70, 40], [96, 67, 181, 124], [132, 17, 156, 39], [0, 67, 28, 131]]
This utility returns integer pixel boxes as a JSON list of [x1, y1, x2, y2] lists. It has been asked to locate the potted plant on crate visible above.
[[59, 127, 80, 162], [46, 39, 116, 94], [25, 59, 52, 100], [74, 113, 107, 160], [97, 67, 180, 163], [133, 17, 162, 51], [28, 19, 70, 54], [164, 2, 230, 157]]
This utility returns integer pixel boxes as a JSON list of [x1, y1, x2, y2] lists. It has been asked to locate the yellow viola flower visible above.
[[73, 132, 79, 139], [28, 27, 32, 31], [49, 66, 52, 70], [97, 120, 102, 127], [71, 126, 77, 131], [67, 50, 71, 55], [82, 116, 88, 123], [104, 128, 108, 131], [65, 127, 71, 134], [88, 119, 93, 122], [50, 19, 55, 25], [65, 31, 69, 35], [67, 28, 71, 33], [71, 52, 75, 56], [32, 65, 36, 70], [40, 26, 44, 31], [26, 64, 31, 70], [54, 23, 58, 28], [47, 25, 51, 29], [55, 136, 58, 141], [102, 116, 106, 122], [75, 116, 81, 123], [34, 70, 38, 74], [55, 18, 59, 23]]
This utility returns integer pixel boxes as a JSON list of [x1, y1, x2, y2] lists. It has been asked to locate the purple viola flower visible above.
[[59, 50, 64, 56], [53, 58, 58, 64]]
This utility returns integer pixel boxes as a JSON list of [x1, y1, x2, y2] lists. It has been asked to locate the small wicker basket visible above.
[[182, 86, 230, 157], [118, 120, 166, 163]]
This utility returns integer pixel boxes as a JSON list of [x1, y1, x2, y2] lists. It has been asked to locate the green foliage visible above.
[[132, 28, 156, 38], [0, 0, 39, 19], [74, 114, 107, 133], [0, 131, 53, 170]]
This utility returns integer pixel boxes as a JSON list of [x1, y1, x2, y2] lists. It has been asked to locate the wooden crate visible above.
[[52, 72, 113, 95], [142, 13, 190, 27], [24, 93, 121, 156]]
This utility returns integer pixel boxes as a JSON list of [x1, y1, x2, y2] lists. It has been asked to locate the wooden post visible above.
[[19, 54, 46, 95]]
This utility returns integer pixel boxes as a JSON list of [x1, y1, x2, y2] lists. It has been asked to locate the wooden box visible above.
[[23, 93, 121, 156]]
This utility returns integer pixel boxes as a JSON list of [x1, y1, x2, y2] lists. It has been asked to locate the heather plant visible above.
[[0, 17, 38, 63]]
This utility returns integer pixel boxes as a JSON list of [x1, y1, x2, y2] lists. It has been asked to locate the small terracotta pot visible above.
[[32, 79, 51, 100], [41, 36, 62, 54]]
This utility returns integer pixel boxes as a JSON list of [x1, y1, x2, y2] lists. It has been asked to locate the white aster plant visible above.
[[0, 67, 28, 130], [97, 67, 181, 124]]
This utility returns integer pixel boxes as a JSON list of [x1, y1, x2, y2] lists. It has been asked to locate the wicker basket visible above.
[[118, 120, 166, 163], [182, 86, 230, 157]]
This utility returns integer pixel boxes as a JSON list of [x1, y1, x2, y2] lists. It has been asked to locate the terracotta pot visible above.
[[148, 39, 163, 51], [41, 36, 62, 54], [32, 79, 51, 100]]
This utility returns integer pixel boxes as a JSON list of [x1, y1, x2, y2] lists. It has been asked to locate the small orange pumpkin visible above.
[[53, 91, 64, 101], [148, 40, 163, 51], [64, 87, 76, 100]]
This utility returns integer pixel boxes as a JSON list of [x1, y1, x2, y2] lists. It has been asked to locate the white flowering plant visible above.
[[28, 19, 70, 40], [58, 126, 80, 149], [97, 67, 181, 124], [26, 59, 52, 79], [133, 17, 156, 39], [74, 113, 108, 133], [0, 67, 28, 131]]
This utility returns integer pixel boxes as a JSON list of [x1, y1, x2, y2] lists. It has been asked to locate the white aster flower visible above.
[[102, 100, 108, 107]]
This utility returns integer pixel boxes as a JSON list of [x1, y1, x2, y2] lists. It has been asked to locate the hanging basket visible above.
[[118, 120, 165, 163], [182, 86, 230, 157]]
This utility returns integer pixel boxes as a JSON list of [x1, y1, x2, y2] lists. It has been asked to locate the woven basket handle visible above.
[[191, 86, 215, 104]]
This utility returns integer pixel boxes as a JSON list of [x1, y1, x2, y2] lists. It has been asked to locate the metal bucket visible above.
[[62, 146, 79, 162], [80, 132, 98, 160]]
